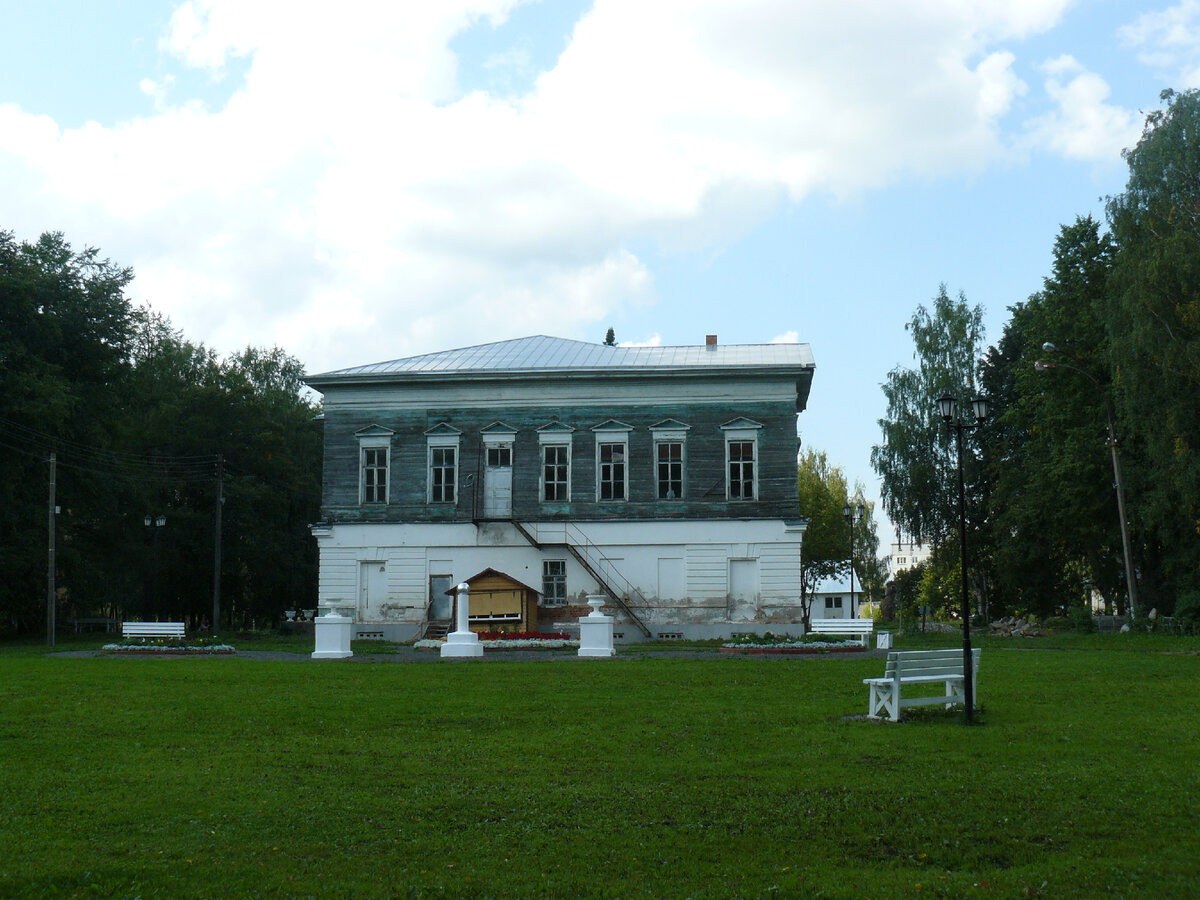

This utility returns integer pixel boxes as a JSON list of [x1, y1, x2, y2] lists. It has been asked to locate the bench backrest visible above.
[[884, 648, 981, 679], [810, 619, 874, 633], [123, 622, 186, 638]]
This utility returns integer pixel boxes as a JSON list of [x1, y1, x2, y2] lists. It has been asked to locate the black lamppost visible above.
[[1035, 343, 1137, 618], [936, 394, 988, 725], [842, 502, 865, 618], [145, 514, 166, 610]]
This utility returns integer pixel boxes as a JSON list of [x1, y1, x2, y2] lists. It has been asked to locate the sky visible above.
[[0, 0, 1192, 548]]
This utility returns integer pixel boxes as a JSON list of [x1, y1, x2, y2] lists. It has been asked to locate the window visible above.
[[721, 419, 762, 502], [650, 420, 689, 501], [425, 426, 462, 505], [486, 446, 511, 467], [656, 441, 683, 499], [542, 445, 569, 501], [362, 447, 388, 504], [542, 560, 567, 606], [825, 597, 843, 610], [728, 440, 756, 500], [598, 441, 627, 500], [356, 426, 394, 505]]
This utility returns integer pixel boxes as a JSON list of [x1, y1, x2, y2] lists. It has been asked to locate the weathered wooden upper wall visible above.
[[318, 373, 804, 524]]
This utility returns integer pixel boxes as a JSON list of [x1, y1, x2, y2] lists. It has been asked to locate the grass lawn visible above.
[[1, 636, 1197, 898]]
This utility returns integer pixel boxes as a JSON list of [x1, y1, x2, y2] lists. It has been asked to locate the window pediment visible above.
[[590, 419, 634, 433], [480, 421, 518, 435], [719, 417, 764, 431], [355, 424, 395, 438], [424, 422, 463, 437], [649, 418, 691, 432]]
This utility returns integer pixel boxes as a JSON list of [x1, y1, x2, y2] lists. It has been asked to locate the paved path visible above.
[[53, 646, 884, 662]]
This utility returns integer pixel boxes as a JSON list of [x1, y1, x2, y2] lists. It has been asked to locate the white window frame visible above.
[[539, 434, 572, 503], [650, 424, 688, 501], [596, 440, 628, 501], [721, 423, 761, 501], [357, 430, 393, 505], [542, 559, 567, 607], [592, 422, 632, 503], [426, 434, 460, 504]]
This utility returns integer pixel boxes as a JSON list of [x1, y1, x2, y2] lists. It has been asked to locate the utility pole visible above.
[[47, 452, 56, 647], [213, 453, 224, 636]]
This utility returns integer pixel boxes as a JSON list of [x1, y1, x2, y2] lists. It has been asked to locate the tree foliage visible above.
[[871, 285, 986, 545], [1106, 88, 1200, 605], [0, 231, 320, 635], [979, 217, 1128, 616], [797, 449, 881, 623]]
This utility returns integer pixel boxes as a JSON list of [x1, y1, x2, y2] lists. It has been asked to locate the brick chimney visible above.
[[705, 334, 718, 349]]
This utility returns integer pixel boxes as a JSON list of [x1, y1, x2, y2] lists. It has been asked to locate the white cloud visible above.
[[0, 0, 1075, 372], [619, 334, 663, 347], [1120, 1, 1200, 87], [1024, 55, 1141, 162], [770, 331, 799, 344]]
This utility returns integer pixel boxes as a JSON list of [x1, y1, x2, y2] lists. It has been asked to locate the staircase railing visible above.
[[514, 521, 652, 637]]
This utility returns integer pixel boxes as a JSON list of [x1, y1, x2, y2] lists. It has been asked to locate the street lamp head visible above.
[[156, 515, 166, 527], [1034, 360, 1055, 371], [936, 394, 957, 423], [857, 503, 866, 518], [971, 396, 989, 422], [842, 503, 851, 519], [1042, 341, 1059, 353]]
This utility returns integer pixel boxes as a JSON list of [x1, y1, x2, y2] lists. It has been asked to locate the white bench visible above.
[[122, 622, 186, 640], [809, 617, 875, 647], [864, 648, 981, 720]]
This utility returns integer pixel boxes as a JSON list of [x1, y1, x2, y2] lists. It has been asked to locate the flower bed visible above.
[[102, 640, 236, 655], [720, 631, 864, 654], [414, 631, 579, 651], [719, 642, 863, 655]]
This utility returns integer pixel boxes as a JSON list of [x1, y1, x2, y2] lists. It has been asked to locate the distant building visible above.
[[304, 334, 816, 641], [811, 576, 863, 620], [887, 539, 931, 581]]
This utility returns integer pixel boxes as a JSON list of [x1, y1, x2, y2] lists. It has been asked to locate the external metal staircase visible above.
[[510, 520, 653, 638]]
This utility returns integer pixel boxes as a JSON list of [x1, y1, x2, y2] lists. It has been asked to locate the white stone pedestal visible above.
[[578, 595, 616, 658], [312, 613, 353, 659], [441, 582, 484, 659], [876, 631, 893, 650]]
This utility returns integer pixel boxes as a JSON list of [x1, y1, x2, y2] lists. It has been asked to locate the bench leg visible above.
[[944, 679, 965, 710], [868, 682, 898, 720]]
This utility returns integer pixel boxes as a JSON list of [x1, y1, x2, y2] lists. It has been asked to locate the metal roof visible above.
[[306, 335, 815, 383]]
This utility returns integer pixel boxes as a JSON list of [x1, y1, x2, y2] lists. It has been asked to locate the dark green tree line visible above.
[[877, 88, 1200, 621], [0, 231, 321, 635]]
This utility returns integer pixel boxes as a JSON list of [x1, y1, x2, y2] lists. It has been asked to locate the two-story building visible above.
[[305, 334, 815, 641]]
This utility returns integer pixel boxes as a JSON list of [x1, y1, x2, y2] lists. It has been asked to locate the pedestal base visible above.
[[312, 614, 353, 659], [579, 614, 616, 657], [440, 630, 484, 658]]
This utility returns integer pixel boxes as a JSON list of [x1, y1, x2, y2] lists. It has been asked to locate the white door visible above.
[[483, 444, 513, 517], [358, 561, 387, 621], [729, 559, 759, 605], [657, 558, 684, 601]]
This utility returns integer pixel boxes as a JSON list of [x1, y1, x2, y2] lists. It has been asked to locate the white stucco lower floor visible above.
[[312, 518, 806, 641]]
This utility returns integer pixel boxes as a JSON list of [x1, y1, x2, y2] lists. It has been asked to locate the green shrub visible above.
[[1069, 604, 1098, 634], [1174, 591, 1200, 621]]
